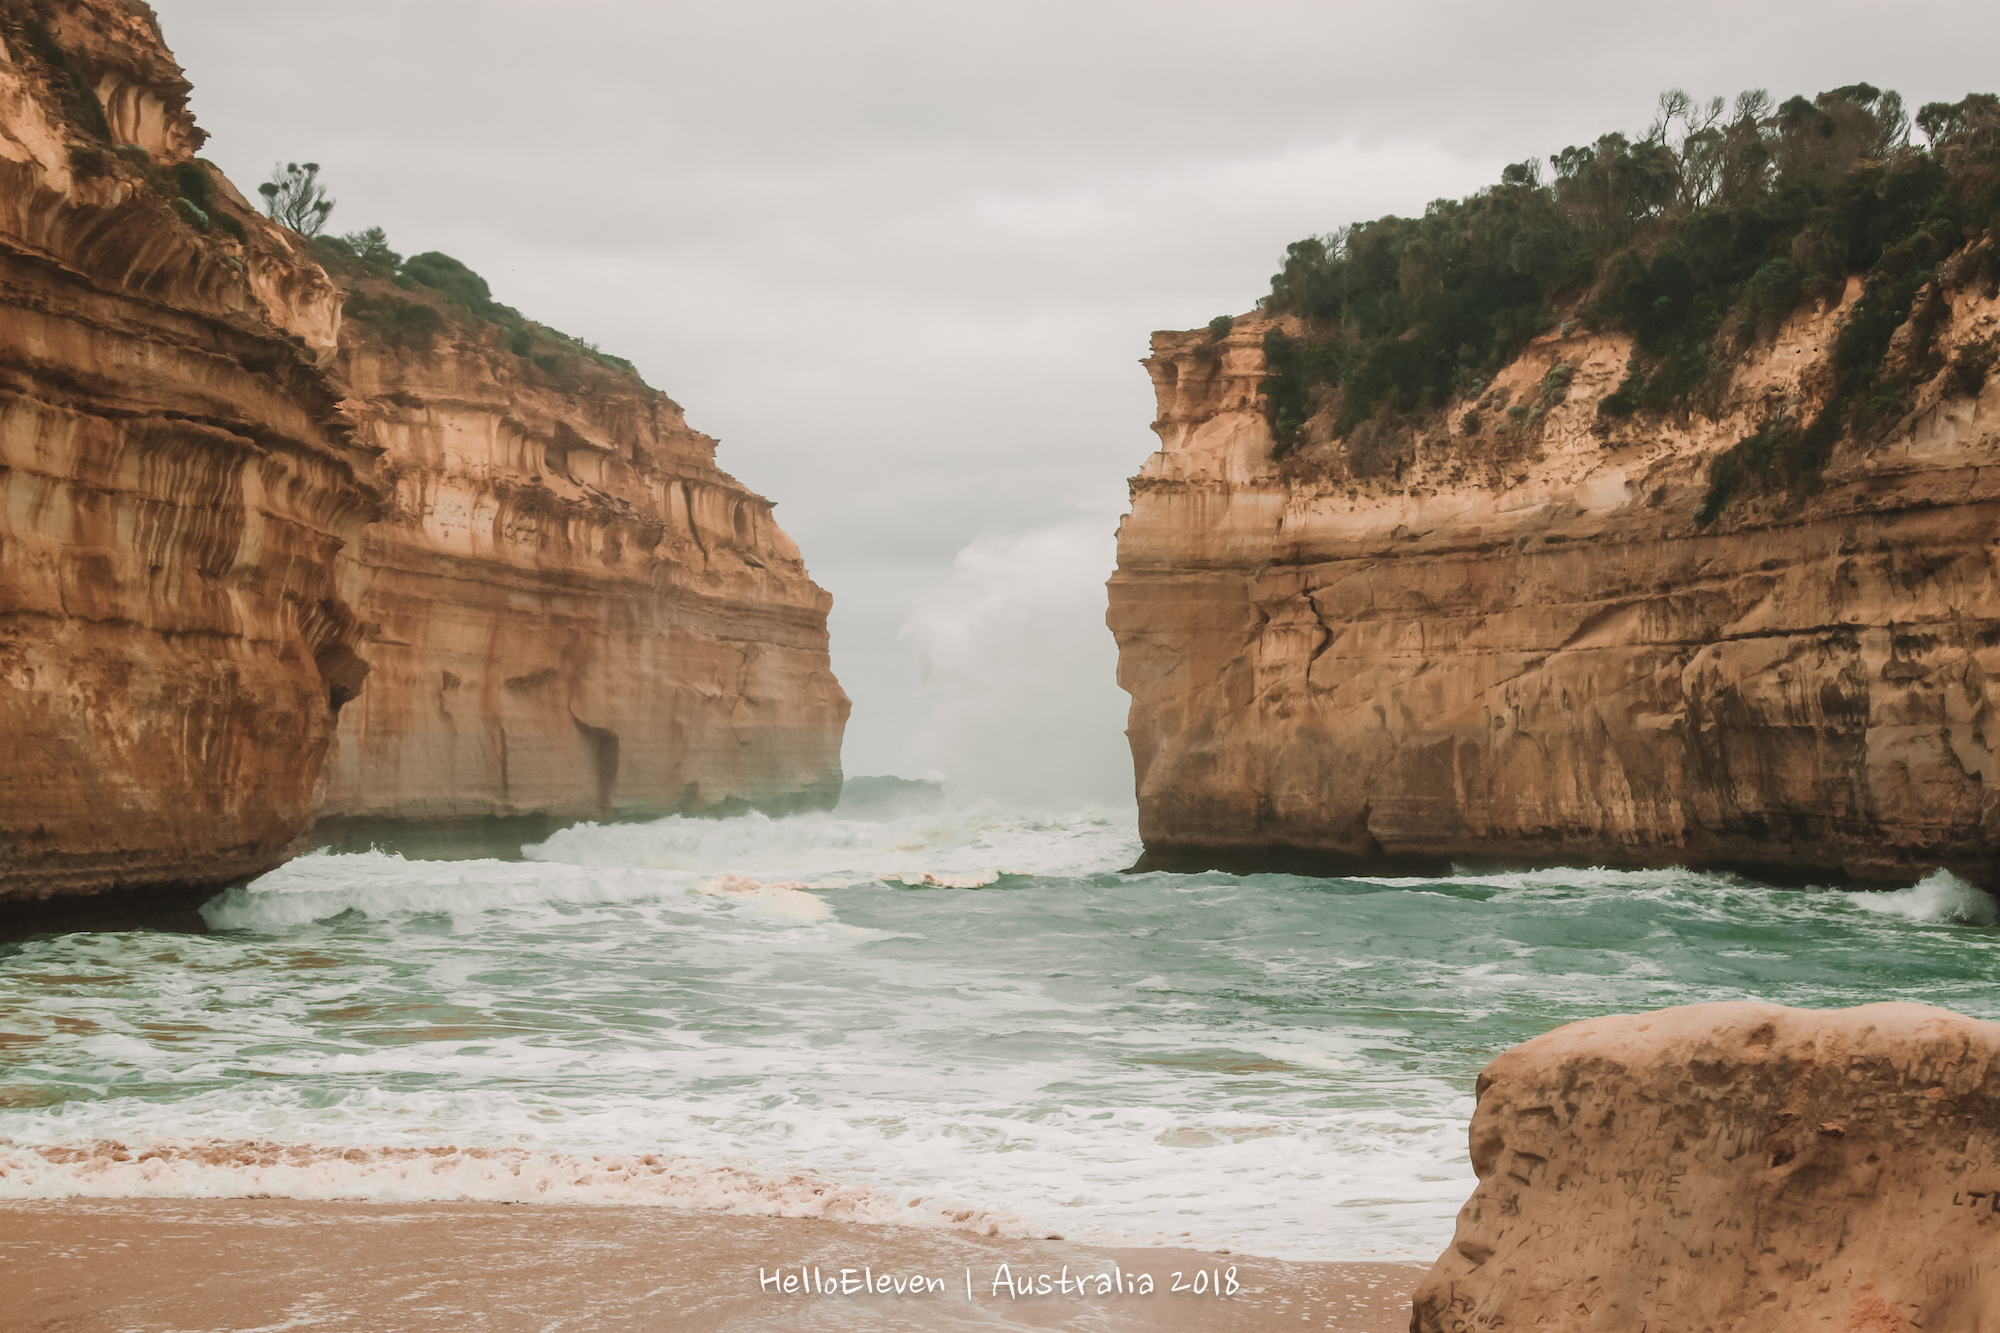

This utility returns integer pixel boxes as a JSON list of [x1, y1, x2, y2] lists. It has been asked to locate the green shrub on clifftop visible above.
[[171, 161, 212, 212], [401, 251, 499, 318], [316, 227, 401, 277], [1256, 80, 2000, 514], [312, 230, 644, 382], [1946, 337, 1999, 399], [343, 291, 443, 349], [1698, 417, 1824, 524], [17, 15, 112, 142]]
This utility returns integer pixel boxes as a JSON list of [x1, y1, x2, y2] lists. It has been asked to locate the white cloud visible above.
[[898, 519, 1131, 809]]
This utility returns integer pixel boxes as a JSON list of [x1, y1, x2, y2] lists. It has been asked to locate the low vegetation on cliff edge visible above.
[[5, 1, 252, 244], [4, 1, 642, 397], [312, 226, 649, 391], [1256, 85, 2000, 522]]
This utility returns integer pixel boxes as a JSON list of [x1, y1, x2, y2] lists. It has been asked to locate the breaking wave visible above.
[[1847, 869, 1999, 926]]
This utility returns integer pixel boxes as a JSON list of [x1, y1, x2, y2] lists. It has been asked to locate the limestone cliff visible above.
[[0, 0, 846, 906], [318, 285, 847, 822], [0, 0, 380, 903], [1109, 275, 2000, 885], [1412, 1001, 2000, 1330]]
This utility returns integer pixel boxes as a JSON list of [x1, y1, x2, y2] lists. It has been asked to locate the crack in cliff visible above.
[[680, 482, 708, 559], [1118, 288, 2000, 884]]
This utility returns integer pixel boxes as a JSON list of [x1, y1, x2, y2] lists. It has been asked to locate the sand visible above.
[[0, 1199, 1423, 1332]]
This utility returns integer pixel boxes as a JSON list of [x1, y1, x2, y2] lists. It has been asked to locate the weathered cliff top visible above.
[[1110, 83, 2000, 887], [1235, 82, 1999, 526]]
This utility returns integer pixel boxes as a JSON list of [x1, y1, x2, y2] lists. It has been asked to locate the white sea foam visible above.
[[201, 805, 1137, 931], [198, 855, 845, 933], [13, 805, 2000, 1265], [0, 1138, 1026, 1232], [691, 874, 834, 921], [1847, 869, 1999, 926], [199, 854, 692, 931], [0, 1093, 1471, 1260], [526, 803, 1140, 886]]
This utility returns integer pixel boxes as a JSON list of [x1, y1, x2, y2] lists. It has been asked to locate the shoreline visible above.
[[0, 1198, 1424, 1332]]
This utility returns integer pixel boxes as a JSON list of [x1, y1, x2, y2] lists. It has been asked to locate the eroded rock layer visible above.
[[1110, 284, 2000, 884], [0, 1, 379, 901], [1, 1, 847, 903], [1412, 1001, 2000, 1331], [319, 297, 848, 822]]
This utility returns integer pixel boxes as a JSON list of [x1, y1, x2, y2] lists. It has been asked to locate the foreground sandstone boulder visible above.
[[1412, 1001, 2000, 1331]]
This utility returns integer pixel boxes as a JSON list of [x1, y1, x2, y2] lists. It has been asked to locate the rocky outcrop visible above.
[[1109, 281, 2000, 885], [0, 0, 380, 902], [318, 295, 847, 822], [0, 0, 845, 905], [1411, 1001, 2000, 1331]]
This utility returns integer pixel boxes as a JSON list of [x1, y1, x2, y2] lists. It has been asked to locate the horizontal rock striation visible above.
[[1109, 283, 2000, 885], [1411, 1001, 2000, 1330], [1, 0, 846, 905], [318, 297, 848, 823], [0, 0, 380, 902]]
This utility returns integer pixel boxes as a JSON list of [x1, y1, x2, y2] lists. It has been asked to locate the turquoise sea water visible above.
[[1, 805, 1996, 1261]]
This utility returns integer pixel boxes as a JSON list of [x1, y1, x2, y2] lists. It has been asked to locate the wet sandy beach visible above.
[[0, 1199, 1423, 1332]]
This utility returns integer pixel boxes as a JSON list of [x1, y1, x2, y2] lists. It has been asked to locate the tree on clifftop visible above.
[[1255, 78, 2000, 483], [258, 162, 334, 237]]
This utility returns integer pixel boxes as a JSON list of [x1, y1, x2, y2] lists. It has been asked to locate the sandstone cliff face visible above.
[[0, 1, 846, 904], [1412, 1001, 2000, 1331], [318, 298, 848, 822], [0, 1, 380, 902], [1110, 281, 2000, 885]]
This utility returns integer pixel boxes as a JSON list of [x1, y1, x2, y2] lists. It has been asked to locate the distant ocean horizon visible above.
[[3, 802, 1995, 1262]]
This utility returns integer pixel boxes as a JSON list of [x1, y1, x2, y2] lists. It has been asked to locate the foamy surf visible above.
[[691, 874, 834, 922], [200, 855, 843, 932], [8, 804, 2000, 1262], [1846, 869, 1999, 926], [523, 803, 1141, 886], [0, 1138, 1029, 1233]]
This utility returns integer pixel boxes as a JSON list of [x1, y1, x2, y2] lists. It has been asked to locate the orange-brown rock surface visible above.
[[0, 1, 846, 904], [0, 0, 380, 902], [318, 294, 848, 822], [1109, 282, 2000, 885], [1411, 1001, 2000, 1331]]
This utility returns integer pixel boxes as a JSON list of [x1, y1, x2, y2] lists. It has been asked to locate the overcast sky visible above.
[[150, 0, 1999, 803]]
